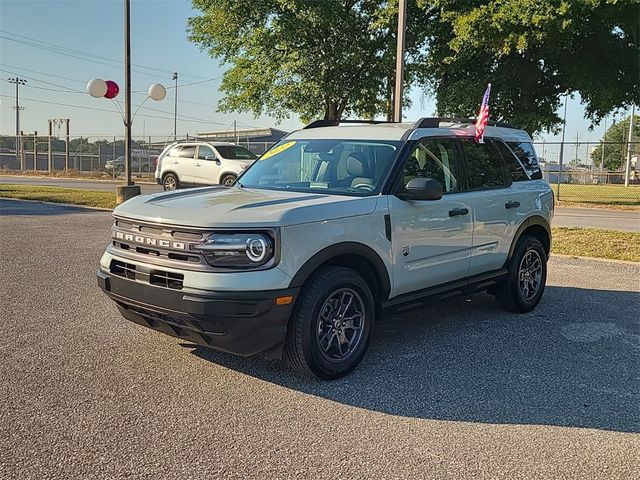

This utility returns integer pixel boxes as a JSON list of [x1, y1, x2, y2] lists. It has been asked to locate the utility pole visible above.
[[601, 116, 607, 171], [65, 119, 70, 171], [625, 104, 635, 188], [19, 131, 24, 171], [557, 92, 569, 199], [48, 120, 53, 172], [33, 131, 38, 172], [393, 0, 407, 122], [173, 72, 178, 141], [8, 77, 27, 163]]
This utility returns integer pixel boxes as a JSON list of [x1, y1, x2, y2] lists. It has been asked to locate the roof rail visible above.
[[412, 117, 517, 129], [303, 119, 396, 129]]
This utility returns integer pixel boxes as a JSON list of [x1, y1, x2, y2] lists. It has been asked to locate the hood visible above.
[[113, 186, 378, 228]]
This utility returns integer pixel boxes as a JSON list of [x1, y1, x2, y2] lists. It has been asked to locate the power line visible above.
[[0, 30, 213, 81], [0, 64, 87, 85]]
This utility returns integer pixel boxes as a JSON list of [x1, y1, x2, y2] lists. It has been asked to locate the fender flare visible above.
[[288, 242, 391, 301], [506, 215, 551, 263]]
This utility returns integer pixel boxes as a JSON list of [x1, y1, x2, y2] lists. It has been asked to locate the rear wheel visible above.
[[220, 174, 237, 186], [494, 235, 547, 312], [285, 266, 374, 379], [162, 173, 179, 191]]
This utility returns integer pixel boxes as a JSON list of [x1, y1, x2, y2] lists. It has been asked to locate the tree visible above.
[[591, 115, 639, 171], [188, 0, 434, 122], [422, 0, 639, 134]]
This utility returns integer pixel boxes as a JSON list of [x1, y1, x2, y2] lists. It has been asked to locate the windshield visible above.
[[216, 145, 257, 160], [238, 139, 402, 196]]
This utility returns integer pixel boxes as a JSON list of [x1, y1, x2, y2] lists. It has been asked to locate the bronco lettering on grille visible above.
[[113, 231, 186, 250]]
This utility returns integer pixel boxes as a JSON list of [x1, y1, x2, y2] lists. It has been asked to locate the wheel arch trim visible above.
[[288, 242, 391, 301], [506, 215, 551, 264]]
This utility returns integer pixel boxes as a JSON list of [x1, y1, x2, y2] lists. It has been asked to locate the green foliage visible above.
[[188, 0, 433, 122], [421, 0, 639, 134], [189, 0, 639, 132], [590, 115, 640, 170]]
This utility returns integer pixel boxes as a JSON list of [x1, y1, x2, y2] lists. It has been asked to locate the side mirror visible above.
[[205, 155, 217, 161], [398, 177, 443, 201]]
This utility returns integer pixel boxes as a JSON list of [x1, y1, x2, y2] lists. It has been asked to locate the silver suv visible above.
[[98, 118, 553, 379], [154, 141, 257, 190]]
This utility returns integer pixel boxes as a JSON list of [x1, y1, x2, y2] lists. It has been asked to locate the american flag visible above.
[[474, 83, 491, 143]]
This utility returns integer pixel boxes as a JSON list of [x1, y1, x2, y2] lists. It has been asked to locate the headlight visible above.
[[194, 232, 274, 269]]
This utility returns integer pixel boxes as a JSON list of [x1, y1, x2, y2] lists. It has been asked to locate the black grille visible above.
[[110, 260, 137, 279], [150, 270, 184, 290]]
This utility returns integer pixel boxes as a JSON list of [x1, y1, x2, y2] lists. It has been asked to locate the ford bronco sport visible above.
[[98, 118, 553, 379]]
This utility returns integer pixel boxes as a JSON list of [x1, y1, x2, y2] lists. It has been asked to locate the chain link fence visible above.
[[533, 141, 640, 205], [1, 134, 638, 205], [0, 134, 276, 180]]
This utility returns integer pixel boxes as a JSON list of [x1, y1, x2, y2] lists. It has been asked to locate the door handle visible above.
[[195, 162, 201, 167], [448, 207, 469, 217], [505, 201, 520, 209]]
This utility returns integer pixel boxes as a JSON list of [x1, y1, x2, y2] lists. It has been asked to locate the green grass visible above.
[[0, 184, 117, 209], [552, 183, 640, 206], [551, 227, 640, 262]]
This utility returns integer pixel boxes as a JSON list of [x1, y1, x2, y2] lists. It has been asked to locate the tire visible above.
[[142, 164, 149, 173], [494, 235, 547, 313], [220, 174, 237, 186], [285, 266, 375, 379], [162, 173, 179, 191]]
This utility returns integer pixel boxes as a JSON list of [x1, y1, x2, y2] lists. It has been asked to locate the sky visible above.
[[0, 0, 626, 145]]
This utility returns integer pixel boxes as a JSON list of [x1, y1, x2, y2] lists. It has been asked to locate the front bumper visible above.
[[97, 269, 298, 357]]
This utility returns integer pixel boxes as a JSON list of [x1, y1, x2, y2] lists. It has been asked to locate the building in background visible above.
[[196, 127, 288, 155]]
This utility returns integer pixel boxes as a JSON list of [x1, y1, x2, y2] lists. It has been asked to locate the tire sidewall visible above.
[[510, 236, 547, 311], [221, 174, 236, 186], [163, 173, 178, 191], [299, 270, 374, 379]]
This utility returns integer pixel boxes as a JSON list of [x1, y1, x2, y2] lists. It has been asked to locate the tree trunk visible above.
[[324, 102, 340, 121]]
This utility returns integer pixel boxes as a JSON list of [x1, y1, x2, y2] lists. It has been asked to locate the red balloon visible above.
[[104, 80, 119, 99]]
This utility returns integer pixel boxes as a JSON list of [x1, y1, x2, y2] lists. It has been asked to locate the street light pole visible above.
[[124, 0, 132, 187], [173, 72, 178, 141], [393, 0, 407, 123]]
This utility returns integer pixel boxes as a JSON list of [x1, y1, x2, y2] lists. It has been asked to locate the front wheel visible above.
[[285, 266, 374, 379], [220, 174, 237, 186], [494, 235, 547, 312]]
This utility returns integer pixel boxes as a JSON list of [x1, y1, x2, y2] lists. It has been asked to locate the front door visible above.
[[389, 138, 473, 297], [193, 145, 221, 186]]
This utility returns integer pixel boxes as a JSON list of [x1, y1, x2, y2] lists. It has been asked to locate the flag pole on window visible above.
[[475, 83, 491, 144]]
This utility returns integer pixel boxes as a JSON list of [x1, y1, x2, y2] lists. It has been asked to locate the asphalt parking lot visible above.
[[1, 199, 639, 479]]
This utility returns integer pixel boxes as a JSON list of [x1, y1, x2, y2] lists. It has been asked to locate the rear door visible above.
[[457, 138, 518, 276], [175, 144, 196, 186], [388, 137, 474, 296], [193, 144, 220, 185]]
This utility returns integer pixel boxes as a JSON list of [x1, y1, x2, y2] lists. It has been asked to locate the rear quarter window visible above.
[[507, 142, 542, 179]]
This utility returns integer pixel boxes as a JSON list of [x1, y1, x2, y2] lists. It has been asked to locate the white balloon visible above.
[[87, 78, 107, 98], [148, 83, 167, 101]]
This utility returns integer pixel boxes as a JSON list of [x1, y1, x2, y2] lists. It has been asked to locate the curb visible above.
[[0, 174, 156, 185], [0, 196, 113, 212], [551, 253, 638, 266]]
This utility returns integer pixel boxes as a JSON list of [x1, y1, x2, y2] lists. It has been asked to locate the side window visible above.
[[198, 145, 216, 160], [166, 145, 181, 157], [459, 138, 509, 190], [507, 142, 542, 179], [179, 145, 196, 158], [402, 138, 460, 193], [492, 140, 529, 182]]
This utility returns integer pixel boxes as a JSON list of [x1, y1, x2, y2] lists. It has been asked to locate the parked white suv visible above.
[[99, 118, 553, 379], [154, 141, 257, 190]]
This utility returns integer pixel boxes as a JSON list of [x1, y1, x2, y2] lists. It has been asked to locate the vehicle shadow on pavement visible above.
[[187, 285, 640, 434]]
